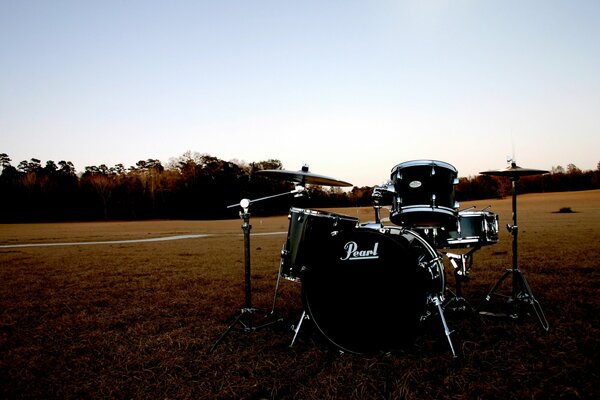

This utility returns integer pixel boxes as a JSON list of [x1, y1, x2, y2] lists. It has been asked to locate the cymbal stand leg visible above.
[[208, 308, 247, 353], [512, 269, 550, 331]]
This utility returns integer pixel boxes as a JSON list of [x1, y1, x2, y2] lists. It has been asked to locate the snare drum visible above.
[[280, 208, 358, 280], [389, 160, 459, 227], [445, 211, 499, 248]]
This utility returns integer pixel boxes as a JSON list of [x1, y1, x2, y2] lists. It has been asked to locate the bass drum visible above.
[[302, 227, 444, 354]]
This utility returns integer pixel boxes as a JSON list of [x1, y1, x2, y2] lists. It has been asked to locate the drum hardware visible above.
[[372, 185, 384, 225], [412, 226, 445, 248], [478, 161, 550, 331], [371, 181, 394, 225], [442, 249, 478, 314], [290, 311, 309, 347], [270, 241, 301, 317], [420, 255, 457, 352], [430, 294, 457, 358], [209, 189, 307, 352]]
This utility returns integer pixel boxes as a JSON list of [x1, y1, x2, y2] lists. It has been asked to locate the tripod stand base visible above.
[[209, 307, 282, 352], [478, 268, 549, 331]]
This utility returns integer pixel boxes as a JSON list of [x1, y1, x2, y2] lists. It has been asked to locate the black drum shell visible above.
[[302, 227, 444, 354], [389, 160, 458, 227], [445, 211, 499, 248], [281, 208, 358, 280]]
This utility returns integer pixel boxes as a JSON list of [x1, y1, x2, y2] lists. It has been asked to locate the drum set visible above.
[[210, 160, 549, 356]]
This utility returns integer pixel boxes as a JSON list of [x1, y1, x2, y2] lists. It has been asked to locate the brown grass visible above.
[[1, 190, 599, 399]]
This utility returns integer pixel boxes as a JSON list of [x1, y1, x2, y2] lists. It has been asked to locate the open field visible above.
[[1, 190, 599, 399]]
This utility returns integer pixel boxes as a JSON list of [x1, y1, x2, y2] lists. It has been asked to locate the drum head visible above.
[[302, 228, 437, 354]]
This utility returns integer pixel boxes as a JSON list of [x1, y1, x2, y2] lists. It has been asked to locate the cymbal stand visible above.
[[443, 248, 478, 314], [210, 189, 304, 352], [478, 177, 549, 331]]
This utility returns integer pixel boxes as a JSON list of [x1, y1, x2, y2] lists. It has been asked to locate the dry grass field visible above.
[[1, 190, 599, 399]]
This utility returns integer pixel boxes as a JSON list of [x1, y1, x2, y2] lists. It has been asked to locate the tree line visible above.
[[1, 152, 598, 222]]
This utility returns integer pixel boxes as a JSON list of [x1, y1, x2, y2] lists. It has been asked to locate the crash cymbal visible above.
[[480, 162, 549, 177], [256, 166, 353, 187]]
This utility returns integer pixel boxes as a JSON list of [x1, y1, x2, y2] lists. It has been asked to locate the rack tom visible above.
[[389, 160, 459, 227]]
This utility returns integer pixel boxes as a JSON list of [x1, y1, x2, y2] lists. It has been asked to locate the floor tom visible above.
[[280, 208, 359, 281]]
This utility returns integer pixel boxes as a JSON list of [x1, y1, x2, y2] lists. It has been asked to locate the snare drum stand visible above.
[[443, 249, 478, 314], [478, 176, 549, 331]]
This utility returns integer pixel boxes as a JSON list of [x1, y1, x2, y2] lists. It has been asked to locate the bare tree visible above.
[[83, 165, 115, 219], [567, 164, 581, 174]]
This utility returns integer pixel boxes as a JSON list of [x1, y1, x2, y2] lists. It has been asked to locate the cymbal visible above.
[[480, 163, 549, 177], [256, 166, 353, 187]]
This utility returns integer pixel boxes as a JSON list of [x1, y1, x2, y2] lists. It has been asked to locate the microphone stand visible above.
[[209, 187, 304, 352]]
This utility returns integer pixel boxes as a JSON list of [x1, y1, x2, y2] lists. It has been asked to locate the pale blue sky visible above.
[[1, 0, 598, 186]]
